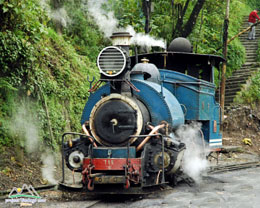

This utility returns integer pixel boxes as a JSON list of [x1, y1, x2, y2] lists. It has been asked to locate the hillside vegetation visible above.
[[0, 0, 103, 152], [0, 0, 259, 154]]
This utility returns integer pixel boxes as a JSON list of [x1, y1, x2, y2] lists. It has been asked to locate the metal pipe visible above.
[[82, 124, 97, 147], [147, 124, 161, 139], [135, 46, 138, 64], [156, 170, 162, 184], [61, 134, 65, 183], [136, 124, 165, 151], [161, 135, 165, 183]]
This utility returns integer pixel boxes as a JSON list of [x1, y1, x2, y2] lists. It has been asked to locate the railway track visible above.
[[81, 162, 260, 208], [83, 200, 101, 208], [1, 161, 260, 207], [208, 161, 260, 174]]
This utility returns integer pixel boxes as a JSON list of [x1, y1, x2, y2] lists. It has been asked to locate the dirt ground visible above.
[[0, 104, 260, 193], [0, 148, 54, 191], [222, 105, 260, 155]]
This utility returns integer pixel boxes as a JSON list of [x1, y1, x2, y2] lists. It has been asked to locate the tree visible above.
[[172, 0, 206, 39], [142, 0, 152, 34], [220, 0, 230, 118], [173, 0, 191, 38]]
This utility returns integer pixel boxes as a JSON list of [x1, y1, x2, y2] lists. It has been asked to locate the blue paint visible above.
[[131, 80, 184, 128], [80, 66, 222, 149], [159, 69, 222, 145], [80, 84, 110, 125], [93, 147, 136, 158]]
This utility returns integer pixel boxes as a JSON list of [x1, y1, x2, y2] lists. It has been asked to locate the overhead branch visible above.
[[181, 0, 206, 38], [173, 0, 191, 38]]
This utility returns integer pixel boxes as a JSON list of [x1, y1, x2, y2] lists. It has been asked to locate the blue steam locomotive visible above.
[[61, 32, 224, 193]]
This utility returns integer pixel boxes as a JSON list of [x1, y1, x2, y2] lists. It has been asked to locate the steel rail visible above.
[[208, 161, 260, 174]]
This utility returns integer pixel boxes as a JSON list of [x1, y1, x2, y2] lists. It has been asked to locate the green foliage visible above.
[[0, 0, 47, 41], [109, 0, 248, 83], [151, 1, 175, 43], [0, 0, 99, 149], [0, 0, 259, 151], [235, 71, 260, 105], [246, 0, 260, 9], [110, 0, 144, 29], [257, 40, 260, 62], [191, 0, 249, 85], [0, 86, 17, 147], [226, 41, 246, 77], [63, 1, 109, 61], [0, 31, 34, 87]]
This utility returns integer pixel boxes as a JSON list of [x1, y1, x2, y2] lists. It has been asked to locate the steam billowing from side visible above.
[[10, 105, 40, 154], [10, 104, 57, 185], [176, 122, 209, 183], [41, 150, 58, 185], [87, 0, 166, 49], [126, 26, 166, 49]]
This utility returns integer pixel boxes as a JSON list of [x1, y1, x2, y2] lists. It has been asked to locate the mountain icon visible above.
[[8, 184, 41, 199]]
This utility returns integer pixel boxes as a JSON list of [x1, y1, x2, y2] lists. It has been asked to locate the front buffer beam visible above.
[[82, 158, 142, 191]]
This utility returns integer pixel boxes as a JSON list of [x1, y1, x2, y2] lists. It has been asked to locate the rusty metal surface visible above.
[[94, 176, 126, 184]]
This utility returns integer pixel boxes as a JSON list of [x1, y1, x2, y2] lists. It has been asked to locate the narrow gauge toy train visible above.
[[61, 32, 224, 193]]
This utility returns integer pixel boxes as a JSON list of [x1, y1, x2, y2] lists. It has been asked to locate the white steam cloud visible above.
[[87, 0, 118, 38], [126, 25, 166, 49], [10, 105, 40, 154], [87, 0, 166, 49], [176, 122, 209, 183], [41, 150, 58, 185], [51, 7, 71, 28], [10, 103, 57, 185], [40, 0, 71, 28]]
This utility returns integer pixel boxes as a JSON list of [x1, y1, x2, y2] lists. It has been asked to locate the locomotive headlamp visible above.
[[97, 46, 127, 77], [68, 150, 84, 169], [97, 32, 132, 78]]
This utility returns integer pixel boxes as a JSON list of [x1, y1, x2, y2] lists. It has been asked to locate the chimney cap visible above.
[[110, 32, 132, 39]]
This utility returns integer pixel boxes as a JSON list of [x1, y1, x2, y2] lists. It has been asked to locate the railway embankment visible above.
[[213, 104, 260, 169]]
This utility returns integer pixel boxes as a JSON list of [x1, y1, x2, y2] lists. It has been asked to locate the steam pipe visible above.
[[136, 124, 165, 151], [135, 46, 138, 64], [82, 124, 97, 147]]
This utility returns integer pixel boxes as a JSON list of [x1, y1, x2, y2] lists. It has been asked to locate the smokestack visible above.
[[110, 32, 132, 53]]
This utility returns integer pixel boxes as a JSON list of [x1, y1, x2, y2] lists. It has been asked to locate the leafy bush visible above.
[[0, 0, 99, 149], [235, 71, 260, 106], [63, 1, 109, 61], [257, 40, 260, 62], [246, 0, 260, 9]]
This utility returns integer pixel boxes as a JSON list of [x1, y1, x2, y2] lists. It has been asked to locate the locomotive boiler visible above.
[[61, 32, 224, 193]]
